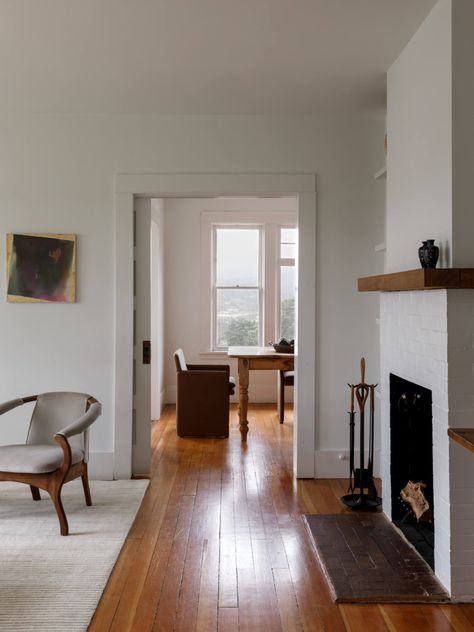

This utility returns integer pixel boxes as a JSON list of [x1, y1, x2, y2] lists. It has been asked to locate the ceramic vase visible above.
[[422, 239, 439, 269], [418, 241, 428, 268]]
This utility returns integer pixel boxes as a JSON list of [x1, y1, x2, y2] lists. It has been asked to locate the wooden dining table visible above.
[[227, 346, 295, 441]]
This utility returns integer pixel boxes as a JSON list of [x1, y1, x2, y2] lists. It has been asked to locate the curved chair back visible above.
[[174, 348, 187, 372], [26, 392, 92, 457]]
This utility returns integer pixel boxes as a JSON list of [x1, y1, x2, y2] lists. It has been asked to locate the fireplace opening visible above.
[[390, 374, 434, 569]]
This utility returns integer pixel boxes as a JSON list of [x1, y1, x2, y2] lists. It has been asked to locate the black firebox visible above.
[[390, 373, 434, 569]]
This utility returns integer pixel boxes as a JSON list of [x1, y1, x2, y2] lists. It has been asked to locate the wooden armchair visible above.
[[174, 349, 235, 438], [0, 392, 102, 535]]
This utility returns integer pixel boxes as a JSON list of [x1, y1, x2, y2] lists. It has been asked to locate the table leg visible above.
[[238, 358, 249, 441]]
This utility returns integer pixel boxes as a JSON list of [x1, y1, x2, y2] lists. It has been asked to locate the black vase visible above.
[[423, 239, 439, 268], [418, 241, 428, 268]]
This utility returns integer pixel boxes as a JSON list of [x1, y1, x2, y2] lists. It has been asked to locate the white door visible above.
[[133, 198, 151, 476]]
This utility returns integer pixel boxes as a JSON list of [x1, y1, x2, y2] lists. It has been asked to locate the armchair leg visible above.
[[81, 465, 92, 506], [49, 485, 69, 536], [30, 485, 41, 501]]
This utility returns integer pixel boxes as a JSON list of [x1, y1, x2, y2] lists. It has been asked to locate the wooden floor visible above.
[[90, 405, 474, 631]]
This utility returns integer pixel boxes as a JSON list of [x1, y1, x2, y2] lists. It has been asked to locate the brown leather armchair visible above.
[[173, 349, 235, 438]]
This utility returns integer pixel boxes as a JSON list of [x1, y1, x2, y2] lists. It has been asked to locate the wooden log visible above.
[[400, 481, 430, 521]]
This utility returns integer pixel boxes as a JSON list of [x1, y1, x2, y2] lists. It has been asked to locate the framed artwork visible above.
[[6, 233, 76, 303]]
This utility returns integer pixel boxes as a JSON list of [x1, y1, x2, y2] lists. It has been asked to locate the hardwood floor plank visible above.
[[151, 494, 196, 631], [218, 607, 239, 632], [273, 567, 304, 632], [339, 604, 390, 632], [174, 539, 205, 632], [417, 604, 461, 631], [195, 446, 222, 632], [88, 538, 141, 632], [459, 605, 474, 626], [439, 605, 474, 631], [251, 538, 283, 631], [237, 567, 281, 632], [380, 604, 456, 632]]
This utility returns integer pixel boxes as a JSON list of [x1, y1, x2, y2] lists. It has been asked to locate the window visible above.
[[278, 227, 297, 341], [213, 226, 262, 349], [201, 210, 297, 353]]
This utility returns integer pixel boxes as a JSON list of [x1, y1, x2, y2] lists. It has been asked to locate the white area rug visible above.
[[0, 479, 148, 631]]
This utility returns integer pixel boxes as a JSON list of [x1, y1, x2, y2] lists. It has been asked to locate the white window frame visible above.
[[200, 211, 297, 354], [212, 224, 263, 351], [277, 225, 297, 341]]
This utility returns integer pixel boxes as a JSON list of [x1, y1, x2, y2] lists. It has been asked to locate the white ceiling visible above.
[[0, 0, 436, 115]]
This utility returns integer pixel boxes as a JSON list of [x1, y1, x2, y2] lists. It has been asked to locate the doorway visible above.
[[114, 174, 316, 480]]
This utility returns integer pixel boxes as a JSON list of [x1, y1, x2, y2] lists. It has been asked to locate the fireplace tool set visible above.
[[341, 358, 382, 510]]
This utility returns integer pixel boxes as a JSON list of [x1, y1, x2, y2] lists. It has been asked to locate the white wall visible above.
[[387, 0, 474, 273], [162, 197, 297, 405], [151, 199, 165, 419], [0, 113, 385, 478], [452, 0, 474, 267], [386, 0, 452, 272]]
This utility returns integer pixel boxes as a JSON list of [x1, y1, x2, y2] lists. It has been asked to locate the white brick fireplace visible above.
[[380, 288, 474, 599], [373, 0, 474, 601]]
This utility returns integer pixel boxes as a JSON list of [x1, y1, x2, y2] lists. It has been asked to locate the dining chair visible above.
[[173, 349, 235, 437]]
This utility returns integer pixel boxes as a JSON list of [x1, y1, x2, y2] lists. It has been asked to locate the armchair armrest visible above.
[[55, 401, 102, 439], [0, 398, 28, 415]]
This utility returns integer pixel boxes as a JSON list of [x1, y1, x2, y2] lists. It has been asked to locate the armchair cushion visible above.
[[0, 444, 84, 474]]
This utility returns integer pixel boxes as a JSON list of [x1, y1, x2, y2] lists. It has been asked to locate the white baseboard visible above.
[[88, 451, 114, 480], [314, 449, 380, 479]]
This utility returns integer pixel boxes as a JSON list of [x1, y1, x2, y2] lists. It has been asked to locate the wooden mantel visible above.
[[448, 428, 474, 453], [358, 268, 474, 292]]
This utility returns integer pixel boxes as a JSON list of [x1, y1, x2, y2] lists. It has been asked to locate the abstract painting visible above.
[[6, 233, 76, 303]]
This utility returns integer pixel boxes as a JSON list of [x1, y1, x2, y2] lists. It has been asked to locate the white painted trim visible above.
[[199, 351, 228, 358], [89, 451, 114, 480], [200, 210, 297, 353], [201, 210, 297, 224], [295, 191, 317, 477], [114, 173, 317, 479], [114, 193, 134, 480], [314, 449, 381, 479], [115, 173, 316, 195]]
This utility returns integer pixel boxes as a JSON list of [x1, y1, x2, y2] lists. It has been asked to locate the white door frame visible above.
[[114, 173, 317, 479]]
